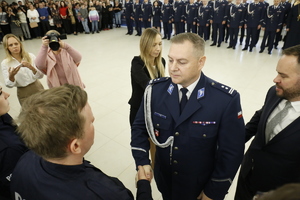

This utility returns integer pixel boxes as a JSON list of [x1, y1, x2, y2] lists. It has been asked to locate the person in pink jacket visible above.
[[35, 30, 84, 89]]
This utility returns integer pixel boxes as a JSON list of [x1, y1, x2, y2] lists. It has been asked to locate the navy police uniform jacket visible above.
[[162, 3, 173, 22], [173, 0, 186, 22], [239, 86, 300, 192], [142, 2, 153, 20], [245, 2, 265, 27], [131, 74, 245, 200], [0, 114, 28, 199], [134, 3, 143, 20], [197, 4, 212, 26], [125, 1, 134, 18], [185, 3, 198, 23], [11, 151, 152, 200], [262, 5, 284, 31], [227, 4, 246, 28], [212, 0, 228, 23]]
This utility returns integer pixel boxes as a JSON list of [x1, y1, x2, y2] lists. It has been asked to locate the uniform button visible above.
[[175, 132, 179, 136], [174, 147, 178, 150], [212, 82, 215, 85], [174, 171, 178, 175], [203, 134, 206, 137], [157, 124, 159, 127], [173, 160, 178, 164], [252, 159, 254, 163]]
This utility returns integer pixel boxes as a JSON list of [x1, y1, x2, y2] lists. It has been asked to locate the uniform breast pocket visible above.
[[152, 112, 171, 131], [190, 124, 218, 139]]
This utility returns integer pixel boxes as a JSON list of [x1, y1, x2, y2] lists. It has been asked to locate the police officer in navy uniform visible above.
[[0, 87, 28, 200], [131, 33, 245, 200], [259, 0, 284, 54], [173, 0, 186, 34], [162, 0, 174, 40], [197, 0, 212, 41], [274, 0, 291, 48], [142, 0, 153, 29], [242, 0, 265, 52], [210, 0, 228, 47], [10, 84, 152, 200], [134, 0, 143, 36], [239, 0, 249, 44], [125, 0, 134, 35], [185, 0, 198, 33], [227, 0, 246, 49]]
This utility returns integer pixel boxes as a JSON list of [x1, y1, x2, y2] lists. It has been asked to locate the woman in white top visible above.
[[1, 34, 44, 105], [17, 7, 31, 40], [26, 3, 41, 38]]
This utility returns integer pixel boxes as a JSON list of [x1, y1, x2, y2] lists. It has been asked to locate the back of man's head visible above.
[[258, 183, 300, 200], [282, 45, 300, 65], [170, 33, 205, 58], [16, 84, 87, 159]]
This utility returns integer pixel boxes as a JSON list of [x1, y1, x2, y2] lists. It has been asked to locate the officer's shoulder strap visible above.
[[148, 77, 170, 85], [208, 78, 237, 96]]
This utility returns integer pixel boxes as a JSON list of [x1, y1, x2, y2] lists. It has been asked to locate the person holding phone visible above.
[[1, 34, 44, 105]]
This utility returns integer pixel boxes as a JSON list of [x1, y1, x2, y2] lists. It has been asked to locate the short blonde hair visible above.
[[16, 84, 88, 159], [170, 32, 205, 58], [140, 28, 165, 79]]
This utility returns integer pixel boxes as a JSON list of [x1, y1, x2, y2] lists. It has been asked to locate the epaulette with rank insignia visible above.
[[148, 77, 170, 85], [210, 80, 237, 96]]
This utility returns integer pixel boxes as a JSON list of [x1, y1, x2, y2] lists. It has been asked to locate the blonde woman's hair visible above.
[[3, 34, 32, 64], [140, 28, 165, 79]]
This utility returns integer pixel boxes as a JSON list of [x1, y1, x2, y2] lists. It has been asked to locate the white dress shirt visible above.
[[177, 74, 201, 102], [267, 99, 300, 140], [1, 53, 44, 88]]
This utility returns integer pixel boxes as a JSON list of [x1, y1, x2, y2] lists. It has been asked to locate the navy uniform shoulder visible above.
[[148, 77, 170, 85], [208, 78, 237, 96]]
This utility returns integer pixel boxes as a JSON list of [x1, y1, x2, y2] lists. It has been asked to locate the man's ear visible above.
[[68, 138, 82, 155]]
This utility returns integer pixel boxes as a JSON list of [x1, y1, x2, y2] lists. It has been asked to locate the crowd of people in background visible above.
[[1, 0, 300, 52]]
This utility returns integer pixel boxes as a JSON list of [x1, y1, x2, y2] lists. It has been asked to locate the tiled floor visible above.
[[0, 28, 283, 199]]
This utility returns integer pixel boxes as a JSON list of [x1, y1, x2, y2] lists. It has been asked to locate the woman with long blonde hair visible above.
[[1, 34, 44, 105], [129, 28, 165, 168]]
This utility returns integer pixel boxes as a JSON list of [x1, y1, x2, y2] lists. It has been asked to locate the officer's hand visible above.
[[227, 24, 229, 27], [142, 164, 153, 182], [262, 27, 265, 31], [257, 24, 261, 30], [206, 23, 209, 27], [239, 25, 242, 28], [137, 165, 148, 180], [222, 20, 225, 25], [244, 24, 247, 29], [276, 28, 280, 32], [197, 191, 213, 200], [286, 28, 289, 31]]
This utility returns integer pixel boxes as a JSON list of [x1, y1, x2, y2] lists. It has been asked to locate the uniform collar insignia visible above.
[[197, 88, 205, 99], [167, 84, 174, 95]]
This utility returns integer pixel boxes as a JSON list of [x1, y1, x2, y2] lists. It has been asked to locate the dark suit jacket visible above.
[[131, 74, 245, 200], [128, 56, 166, 110], [240, 86, 300, 192]]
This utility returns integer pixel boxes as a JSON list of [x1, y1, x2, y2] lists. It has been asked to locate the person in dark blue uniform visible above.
[[197, 0, 212, 41], [173, 0, 186, 34], [134, 0, 143, 36], [259, 0, 284, 54], [274, 0, 291, 48], [0, 86, 28, 200], [210, 0, 228, 47], [227, 0, 245, 49], [235, 45, 300, 200], [242, 0, 265, 52], [10, 84, 152, 200], [255, 0, 269, 45], [239, 0, 249, 45], [224, 0, 233, 43], [131, 33, 245, 200], [153, 1, 162, 32], [142, 0, 153, 29], [185, 0, 198, 33], [162, 0, 173, 40], [124, 0, 134, 35]]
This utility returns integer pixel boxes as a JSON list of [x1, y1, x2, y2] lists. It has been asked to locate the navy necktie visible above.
[[180, 88, 188, 114]]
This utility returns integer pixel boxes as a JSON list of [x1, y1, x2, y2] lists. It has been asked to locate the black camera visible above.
[[45, 33, 67, 51]]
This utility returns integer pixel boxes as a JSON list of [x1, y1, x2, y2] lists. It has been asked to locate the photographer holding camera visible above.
[[35, 30, 85, 89]]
